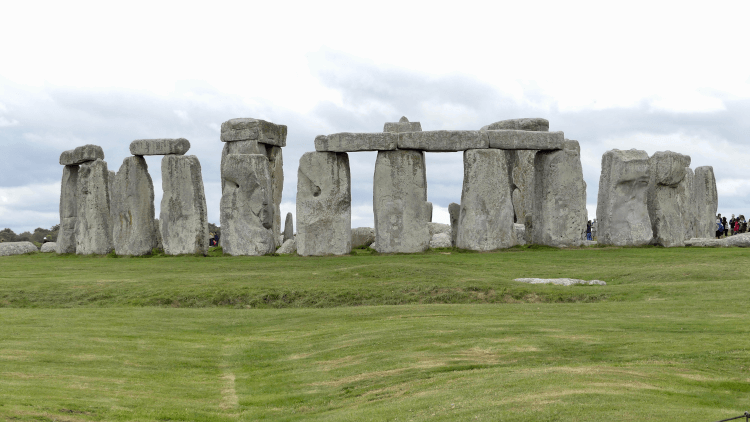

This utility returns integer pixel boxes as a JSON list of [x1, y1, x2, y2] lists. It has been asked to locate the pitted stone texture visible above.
[[486, 130, 564, 150], [596, 149, 652, 246], [351, 227, 375, 248], [297, 152, 352, 256], [384, 116, 423, 133], [397, 130, 487, 152], [686, 233, 750, 247], [481, 118, 549, 132], [430, 232, 452, 248], [264, 145, 284, 247], [59, 144, 104, 165], [221, 118, 287, 146], [532, 140, 587, 247], [110, 156, 158, 256], [511, 150, 535, 223], [277, 239, 297, 254], [448, 202, 460, 247], [75, 159, 114, 255], [220, 140, 264, 193], [456, 149, 515, 251], [283, 212, 294, 242], [513, 223, 527, 245], [373, 150, 430, 253], [693, 167, 718, 239], [681, 168, 695, 240], [0, 242, 38, 256], [647, 151, 692, 247], [57, 165, 79, 254], [41, 242, 57, 253], [220, 154, 275, 256], [160, 155, 209, 255], [428, 222, 451, 237], [130, 138, 190, 156], [315, 133, 398, 152]]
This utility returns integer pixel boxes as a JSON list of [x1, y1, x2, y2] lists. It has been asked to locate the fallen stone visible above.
[[220, 118, 287, 147], [129, 138, 190, 156], [56, 165, 79, 254], [456, 149, 515, 251], [428, 222, 451, 237], [220, 154, 275, 256], [448, 202, 460, 247], [315, 133, 398, 152], [486, 130, 564, 150], [351, 227, 375, 248], [59, 144, 104, 165], [513, 223, 526, 246], [373, 150, 430, 253], [283, 212, 294, 242], [596, 149, 652, 246], [481, 118, 549, 132], [40, 242, 57, 253], [75, 159, 114, 254], [693, 166, 718, 239], [296, 151, 351, 256], [160, 155, 209, 255], [429, 232, 453, 248], [648, 151, 691, 247], [515, 278, 606, 286], [397, 130, 487, 152], [686, 233, 750, 247], [110, 156, 158, 255], [264, 145, 284, 247], [277, 238, 296, 254], [0, 241, 38, 256], [384, 116, 423, 133]]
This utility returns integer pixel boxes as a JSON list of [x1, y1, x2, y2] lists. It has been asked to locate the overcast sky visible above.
[[2, 1, 750, 233]]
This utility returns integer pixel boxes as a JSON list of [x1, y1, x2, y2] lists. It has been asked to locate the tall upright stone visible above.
[[75, 159, 114, 254], [296, 151, 351, 256], [221, 140, 264, 192], [596, 149, 652, 246], [160, 155, 209, 255], [110, 156, 158, 255], [56, 165, 79, 254], [681, 167, 695, 240], [283, 212, 294, 242], [456, 149, 515, 250], [532, 140, 587, 247], [693, 166, 718, 239], [448, 202, 460, 247], [373, 150, 430, 253], [264, 145, 284, 247], [511, 150, 536, 224], [220, 154, 275, 256], [647, 151, 691, 247]]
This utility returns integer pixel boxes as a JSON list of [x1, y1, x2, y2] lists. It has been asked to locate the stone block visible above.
[[650, 151, 691, 187], [351, 227, 375, 248], [75, 159, 114, 254], [220, 118, 287, 147], [264, 145, 284, 247], [220, 140, 264, 193], [647, 151, 692, 247], [283, 212, 294, 242], [448, 202, 460, 247], [277, 238, 297, 254], [513, 223, 526, 246], [314, 133, 398, 152], [693, 166, 718, 239], [428, 222, 451, 237], [486, 130, 564, 150], [0, 241, 38, 256], [397, 130, 487, 152], [56, 165, 79, 254], [59, 144, 104, 165], [130, 138, 190, 156], [510, 150, 535, 223], [384, 116, 423, 133], [160, 155, 209, 255], [481, 118, 549, 132], [110, 156, 158, 255], [430, 232, 452, 248], [41, 242, 56, 253], [681, 167, 695, 240]]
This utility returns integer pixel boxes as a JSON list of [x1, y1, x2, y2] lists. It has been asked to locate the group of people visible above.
[[716, 214, 747, 239], [209, 232, 220, 247]]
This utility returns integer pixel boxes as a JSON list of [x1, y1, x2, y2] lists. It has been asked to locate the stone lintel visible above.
[[220, 118, 287, 147], [397, 130, 487, 152], [59, 144, 105, 165], [486, 130, 564, 150], [315, 133, 398, 152], [130, 138, 190, 156]]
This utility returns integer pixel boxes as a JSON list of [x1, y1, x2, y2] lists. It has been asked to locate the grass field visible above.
[[1, 246, 749, 421]]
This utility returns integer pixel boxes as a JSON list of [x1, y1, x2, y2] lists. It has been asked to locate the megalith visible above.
[[456, 149, 515, 250], [532, 140, 587, 247], [160, 155, 209, 255], [110, 156, 158, 255], [647, 151, 691, 247], [283, 212, 294, 242], [56, 165, 79, 254], [373, 150, 430, 253], [693, 166, 718, 239], [75, 159, 114, 255], [681, 167, 695, 240], [481, 118, 550, 132], [296, 151, 352, 256], [220, 154, 276, 256], [448, 202, 460, 247], [596, 149, 652, 246], [264, 145, 284, 247], [511, 150, 536, 224]]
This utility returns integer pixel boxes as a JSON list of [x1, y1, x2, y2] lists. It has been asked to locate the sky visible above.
[[2, 1, 750, 233]]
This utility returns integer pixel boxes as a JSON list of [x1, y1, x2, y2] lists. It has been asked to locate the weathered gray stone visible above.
[[40, 242, 56, 253], [681, 167, 695, 240], [456, 149, 515, 250], [532, 140, 587, 247], [56, 165, 79, 254], [373, 150, 430, 253], [686, 233, 750, 247], [486, 130, 564, 150], [429, 233, 452, 248], [384, 116, 423, 133], [220, 154, 275, 256], [315, 133, 398, 152], [59, 144, 104, 165], [220, 118, 287, 146], [110, 156, 158, 256], [277, 239, 297, 254], [0, 241, 38, 256], [264, 145, 284, 247], [296, 152, 351, 256], [448, 202, 460, 247], [510, 150, 535, 223], [220, 140, 264, 193], [351, 227, 375, 248], [515, 278, 606, 286], [130, 138, 190, 156], [481, 118, 549, 132], [397, 130, 487, 152], [75, 159, 114, 255], [426, 202, 433, 222], [160, 155, 209, 255], [154, 218, 163, 250], [428, 222, 451, 237], [524, 214, 533, 244], [596, 149, 652, 246], [513, 223, 527, 246], [283, 212, 294, 242], [693, 166, 718, 239], [647, 151, 691, 247]]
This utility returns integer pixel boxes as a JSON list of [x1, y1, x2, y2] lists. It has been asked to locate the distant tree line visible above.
[[0, 225, 59, 244]]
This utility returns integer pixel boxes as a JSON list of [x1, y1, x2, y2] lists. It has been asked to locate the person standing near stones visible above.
[[723, 216, 728, 237], [586, 220, 592, 241]]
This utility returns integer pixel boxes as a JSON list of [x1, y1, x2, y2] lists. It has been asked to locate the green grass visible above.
[[1, 247, 749, 421]]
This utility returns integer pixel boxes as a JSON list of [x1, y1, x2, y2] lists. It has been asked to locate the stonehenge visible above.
[[693, 167, 718, 239], [111, 156, 158, 256], [160, 155, 209, 255], [647, 151, 692, 247], [75, 159, 114, 255]]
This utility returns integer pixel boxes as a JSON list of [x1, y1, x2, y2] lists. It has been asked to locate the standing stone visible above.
[[681, 167, 695, 240], [221, 140, 264, 192], [426, 202, 433, 222], [220, 154, 275, 256], [351, 227, 375, 248], [264, 145, 284, 247], [596, 149, 652, 246], [456, 149, 515, 250], [448, 202, 460, 247], [296, 151, 351, 256], [110, 156, 158, 255], [511, 150, 535, 224], [75, 159, 114, 254], [160, 155, 209, 255], [373, 150, 430, 253], [56, 165, 79, 254], [693, 166, 718, 239], [647, 151, 691, 247], [532, 140, 587, 247], [283, 212, 294, 242]]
